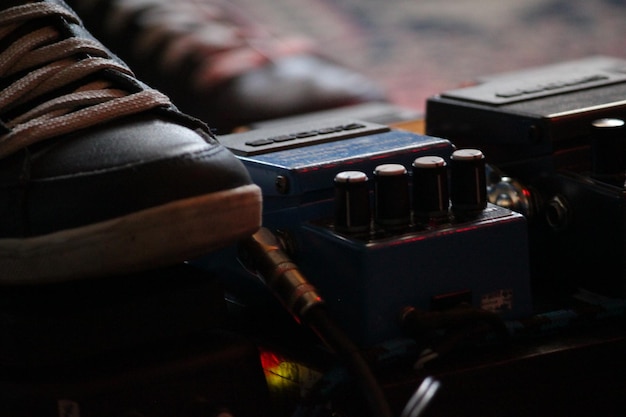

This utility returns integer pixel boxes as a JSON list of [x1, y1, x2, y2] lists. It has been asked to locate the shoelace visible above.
[[0, 2, 173, 159]]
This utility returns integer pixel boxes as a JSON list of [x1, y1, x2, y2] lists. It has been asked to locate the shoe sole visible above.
[[0, 184, 262, 284]]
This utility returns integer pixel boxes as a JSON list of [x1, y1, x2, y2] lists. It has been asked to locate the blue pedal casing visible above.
[[297, 205, 531, 346], [215, 119, 532, 346]]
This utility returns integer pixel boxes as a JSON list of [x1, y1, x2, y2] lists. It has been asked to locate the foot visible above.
[[0, 1, 262, 283], [67, 0, 388, 132]]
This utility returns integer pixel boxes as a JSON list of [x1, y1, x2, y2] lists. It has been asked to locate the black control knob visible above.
[[450, 149, 487, 215], [334, 171, 371, 233], [373, 163, 410, 227], [412, 156, 449, 222], [590, 118, 625, 186]]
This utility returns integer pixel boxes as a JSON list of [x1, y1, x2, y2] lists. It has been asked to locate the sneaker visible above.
[[66, 0, 387, 132], [0, 0, 262, 283]]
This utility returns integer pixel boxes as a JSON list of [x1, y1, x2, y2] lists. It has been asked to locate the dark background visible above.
[[233, 0, 626, 112]]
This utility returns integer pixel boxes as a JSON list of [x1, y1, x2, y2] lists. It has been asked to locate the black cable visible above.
[[400, 377, 440, 417], [238, 227, 393, 417], [303, 304, 393, 417], [400, 304, 511, 346]]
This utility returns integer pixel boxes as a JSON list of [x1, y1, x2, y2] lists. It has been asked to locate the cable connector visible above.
[[238, 227, 324, 322]]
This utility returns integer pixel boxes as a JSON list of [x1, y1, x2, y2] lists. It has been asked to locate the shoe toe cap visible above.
[[21, 116, 254, 236]]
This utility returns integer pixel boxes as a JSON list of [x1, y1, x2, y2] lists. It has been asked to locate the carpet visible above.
[[232, 0, 626, 113]]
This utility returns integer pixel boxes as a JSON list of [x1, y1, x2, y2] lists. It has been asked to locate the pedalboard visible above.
[[426, 56, 626, 296], [425, 55, 626, 176], [212, 118, 533, 346]]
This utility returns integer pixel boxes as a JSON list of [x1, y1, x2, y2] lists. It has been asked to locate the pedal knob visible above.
[[450, 149, 487, 215], [373, 164, 410, 227], [412, 156, 449, 221], [334, 171, 371, 233], [591, 118, 625, 186]]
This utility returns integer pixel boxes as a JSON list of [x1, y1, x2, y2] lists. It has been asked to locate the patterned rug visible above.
[[233, 0, 626, 113]]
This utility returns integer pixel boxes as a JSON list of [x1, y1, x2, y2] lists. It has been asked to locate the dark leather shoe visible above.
[[67, 0, 388, 132], [197, 54, 388, 131], [0, 0, 262, 282]]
